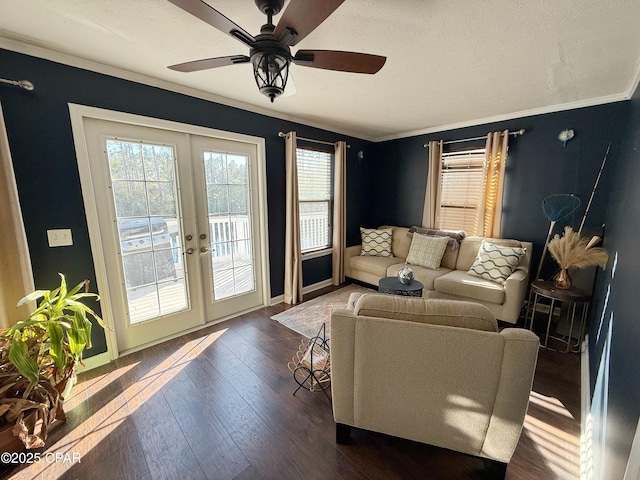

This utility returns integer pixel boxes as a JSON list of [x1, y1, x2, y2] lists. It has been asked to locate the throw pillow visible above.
[[406, 234, 449, 269], [360, 227, 393, 257], [468, 240, 526, 285], [407, 226, 466, 249]]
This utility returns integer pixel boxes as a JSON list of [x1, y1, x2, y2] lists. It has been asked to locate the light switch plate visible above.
[[47, 229, 73, 247]]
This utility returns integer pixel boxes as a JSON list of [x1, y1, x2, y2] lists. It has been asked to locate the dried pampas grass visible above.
[[548, 226, 608, 270]]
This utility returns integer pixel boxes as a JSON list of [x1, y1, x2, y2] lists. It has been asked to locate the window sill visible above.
[[302, 248, 332, 261]]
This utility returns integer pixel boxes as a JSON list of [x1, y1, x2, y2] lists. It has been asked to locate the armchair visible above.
[[330, 293, 539, 479]]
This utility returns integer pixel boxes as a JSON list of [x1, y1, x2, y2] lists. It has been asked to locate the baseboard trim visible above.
[[270, 279, 335, 306], [581, 335, 593, 480], [303, 279, 334, 295], [270, 294, 284, 305]]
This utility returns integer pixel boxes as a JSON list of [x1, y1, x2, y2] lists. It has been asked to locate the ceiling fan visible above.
[[167, 0, 387, 102]]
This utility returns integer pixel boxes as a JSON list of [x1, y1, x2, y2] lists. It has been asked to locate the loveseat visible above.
[[345, 226, 533, 323], [331, 293, 540, 478]]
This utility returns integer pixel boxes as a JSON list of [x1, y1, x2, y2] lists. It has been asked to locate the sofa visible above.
[[345, 226, 533, 323], [331, 293, 540, 478]]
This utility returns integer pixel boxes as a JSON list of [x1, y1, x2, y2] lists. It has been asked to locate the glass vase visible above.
[[554, 269, 572, 289]]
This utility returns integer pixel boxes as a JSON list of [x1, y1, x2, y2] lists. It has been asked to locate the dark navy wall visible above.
[[0, 48, 373, 356], [369, 103, 629, 281], [587, 84, 640, 479]]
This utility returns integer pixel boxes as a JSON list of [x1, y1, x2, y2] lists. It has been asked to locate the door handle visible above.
[[200, 246, 211, 254], [185, 247, 195, 255]]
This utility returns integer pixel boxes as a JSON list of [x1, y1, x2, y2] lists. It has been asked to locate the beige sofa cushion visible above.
[[440, 244, 459, 270], [353, 293, 498, 332], [379, 225, 412, 259], [456, 236, 523, 271], [349, 255, 405, 278], [434, 270, 505, 304], [378, 225, 461, 270], [386, 263, 451, 290]]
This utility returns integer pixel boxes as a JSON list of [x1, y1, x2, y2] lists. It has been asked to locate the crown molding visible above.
[[1, 36, 634, 145], [626, 56, 640, 99], [0, 36, 375, 142], [374, 93, 630, 143]]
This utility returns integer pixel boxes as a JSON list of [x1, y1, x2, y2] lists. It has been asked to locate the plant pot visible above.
[[0, 410, 38, 454]]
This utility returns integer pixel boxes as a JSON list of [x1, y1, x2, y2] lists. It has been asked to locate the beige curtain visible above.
[[0, 101, 35, 329], [332, 141, 347, 286], [421, 140, 443, 228], [283, 131, 303, 304], [478, 130, 509, 237]]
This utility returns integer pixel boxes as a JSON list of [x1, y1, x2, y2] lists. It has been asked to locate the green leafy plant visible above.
[[0, 274, 105, 449]]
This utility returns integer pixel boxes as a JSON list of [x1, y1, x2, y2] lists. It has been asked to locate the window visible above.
[[438, 148, 486, 235], [296, 148, 333, 253]]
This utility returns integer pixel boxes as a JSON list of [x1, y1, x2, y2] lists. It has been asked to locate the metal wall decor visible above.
[[558, 129, 575, 146]]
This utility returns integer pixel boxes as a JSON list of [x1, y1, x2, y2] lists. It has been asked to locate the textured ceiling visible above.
[[1, 0, 640, 140]]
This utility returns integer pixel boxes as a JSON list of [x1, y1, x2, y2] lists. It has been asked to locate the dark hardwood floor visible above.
[[1, 287, 581, 480]]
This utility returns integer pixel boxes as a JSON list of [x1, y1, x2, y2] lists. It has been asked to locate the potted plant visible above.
[[547, 226, 609, 288], [0, 274, 105, 452]]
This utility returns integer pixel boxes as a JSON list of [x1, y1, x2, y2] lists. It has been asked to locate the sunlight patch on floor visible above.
[[523, 392, 580, 480], [529, 391, 576, 420], [11, 329, 227, 479]]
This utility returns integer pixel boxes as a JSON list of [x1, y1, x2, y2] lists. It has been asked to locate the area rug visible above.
[[271, 284, 373, 340]]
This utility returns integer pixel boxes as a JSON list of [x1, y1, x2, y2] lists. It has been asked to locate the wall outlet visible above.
[[47, 229, 73, 247]]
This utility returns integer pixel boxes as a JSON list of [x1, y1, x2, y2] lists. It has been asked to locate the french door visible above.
[[74, 110, 268, 353]]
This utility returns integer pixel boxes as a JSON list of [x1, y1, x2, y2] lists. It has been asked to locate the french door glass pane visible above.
[[203, 151, 255, 300], [106, 139, 188, 324]]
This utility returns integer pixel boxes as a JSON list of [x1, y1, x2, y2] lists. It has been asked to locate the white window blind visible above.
[[296, 148, 333, 252], [439, 149, 485, 235]]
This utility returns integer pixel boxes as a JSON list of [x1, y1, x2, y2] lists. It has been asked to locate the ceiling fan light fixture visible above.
[[251, 50, 290, 102], [167, 0, 386, 100]]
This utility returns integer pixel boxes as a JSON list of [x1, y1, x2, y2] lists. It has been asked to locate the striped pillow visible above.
[[468, 241, 525, 285], [360, 228, 393, 257]]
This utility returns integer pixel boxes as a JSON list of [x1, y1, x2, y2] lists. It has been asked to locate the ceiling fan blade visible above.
[[293, 50, 386, 74], [274, 0, 345, 46], [168, 55, 250, 72], [167, 0, 255, 48]]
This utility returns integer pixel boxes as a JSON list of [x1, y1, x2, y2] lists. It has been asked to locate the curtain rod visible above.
[[0, 78, 35, 91], [278, 131, 350, 148], [423, 129, 525, 148]]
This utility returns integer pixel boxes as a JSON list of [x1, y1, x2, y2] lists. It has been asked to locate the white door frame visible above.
[[69, 104, 271, 364]]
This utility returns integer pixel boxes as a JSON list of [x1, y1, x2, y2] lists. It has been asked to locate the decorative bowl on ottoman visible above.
[[397, 264, 414, 284]]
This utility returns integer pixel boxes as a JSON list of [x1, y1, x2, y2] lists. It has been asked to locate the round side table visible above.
[[378, 277, 424, 297], [527, 280, 592, 353]]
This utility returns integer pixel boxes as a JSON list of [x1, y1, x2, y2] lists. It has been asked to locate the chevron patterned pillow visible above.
[[468, 240, 525, 285], [360, 227, 393, 257]]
